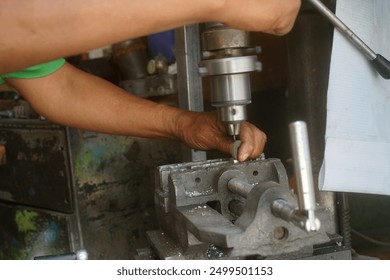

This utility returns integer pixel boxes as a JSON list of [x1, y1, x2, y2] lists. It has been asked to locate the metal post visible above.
[[175, 25, 207, 162]]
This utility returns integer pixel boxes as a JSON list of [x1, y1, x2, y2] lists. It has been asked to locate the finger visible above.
[[237, 123, 267, 162], [248, 129, 267, 159]]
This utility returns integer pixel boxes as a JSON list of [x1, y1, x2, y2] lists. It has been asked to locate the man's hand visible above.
[[176, 111, 267, 162]]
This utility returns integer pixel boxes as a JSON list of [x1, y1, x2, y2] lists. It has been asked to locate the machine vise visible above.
[[139, 122, 352, 260], [146, 157, 332, 260]]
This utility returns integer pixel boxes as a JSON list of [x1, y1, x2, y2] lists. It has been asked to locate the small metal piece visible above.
[[232, 140, 242, 160], [259, 153, 266, 160]]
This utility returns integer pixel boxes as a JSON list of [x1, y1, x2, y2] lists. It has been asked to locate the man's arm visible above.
[[7, 63, 266, 161], [0, 0, 300, 74]]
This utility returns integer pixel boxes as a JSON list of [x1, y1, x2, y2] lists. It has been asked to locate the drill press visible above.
[[199, 23, 261, 140]]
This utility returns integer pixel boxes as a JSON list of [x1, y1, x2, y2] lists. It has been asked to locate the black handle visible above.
[[371, 54, 390, 79]]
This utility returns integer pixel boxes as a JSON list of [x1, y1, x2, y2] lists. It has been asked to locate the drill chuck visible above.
[[200, 24, 261, 138]]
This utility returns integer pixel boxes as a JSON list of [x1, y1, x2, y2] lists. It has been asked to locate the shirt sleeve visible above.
[[0, 58, 66, 84]]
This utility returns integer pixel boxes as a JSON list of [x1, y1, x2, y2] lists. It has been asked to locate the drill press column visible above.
[[200, 23, 261, 139]]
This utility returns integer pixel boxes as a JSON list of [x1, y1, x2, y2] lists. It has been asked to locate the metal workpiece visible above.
[[148, 158, 333, 259], [200, 24, 261, 138], [231, 140, 242, 160]]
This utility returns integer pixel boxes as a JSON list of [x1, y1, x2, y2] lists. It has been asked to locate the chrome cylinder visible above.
[[289, 121, 320, 232], [289, 121, 317, 212], [200, 24, 260, 138]]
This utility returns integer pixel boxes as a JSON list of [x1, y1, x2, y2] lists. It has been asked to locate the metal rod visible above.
[[289, 121, 320, 231], [227, 178, 254, 198], [308, 0, 390, 79], [271, 199, 310, 231], [289, 121, 316, 212]]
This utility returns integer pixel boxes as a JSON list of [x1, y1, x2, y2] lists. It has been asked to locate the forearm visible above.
[[7, 63, 185, 140], [7, 62, 267, 160], [0, 0, 300, 74], [0, 0, 222, 74]]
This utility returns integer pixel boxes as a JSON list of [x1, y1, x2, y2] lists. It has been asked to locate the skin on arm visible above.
[[7, 63, 266, 161], [0, 0, 301, 73]]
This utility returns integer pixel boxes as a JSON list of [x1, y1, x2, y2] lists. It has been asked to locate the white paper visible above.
[[319, 0, 390, 194]]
